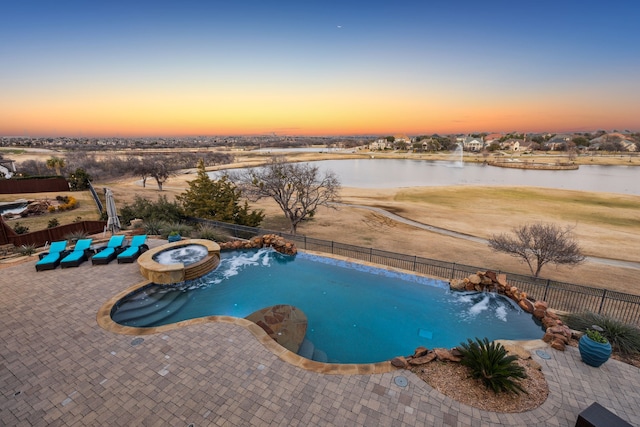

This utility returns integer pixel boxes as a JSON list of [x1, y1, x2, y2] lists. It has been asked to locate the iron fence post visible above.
[[543, 279, 550, 301], [369, 248, 372, 262], [598, 290, 607, 314], [413, 255, 417, 272], [451, 263, 456, 279]]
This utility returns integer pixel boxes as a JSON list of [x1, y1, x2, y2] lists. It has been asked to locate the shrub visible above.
[[457, 337, 527, 394], [64, 230, 88, 242], [57, 196, 78, 211], [142, 219, 167, 235], [18, 244, 37, 256], [47, 218, 60, 228], [161, 222, 192, 239], [68, 168, 92, 191], [562, 312, 640, 355], [120, 195, 183, 225], [193, 224, 233, 242], [13, 222, 29, 234]]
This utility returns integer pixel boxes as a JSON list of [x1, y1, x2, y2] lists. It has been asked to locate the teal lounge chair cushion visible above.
[[92, 247, 115, 260], [117, 235, 147, 260], [92, 235, 125, 261], [35, 240, 69, 270], [36, 252, 62, 266], [60, 239, 93, 264]]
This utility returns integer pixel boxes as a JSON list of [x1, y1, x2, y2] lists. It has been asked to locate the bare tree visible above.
[[234, 157, 340, 234], [147, 157, 172, 191], [488, 222, 585, 277]]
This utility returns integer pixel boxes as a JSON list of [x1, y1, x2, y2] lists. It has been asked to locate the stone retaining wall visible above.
[[218, 234, 297, 256], [450, 271, 572, 351]]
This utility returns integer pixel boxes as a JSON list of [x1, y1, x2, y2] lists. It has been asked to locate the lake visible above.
[[215, 159, 639, 195]]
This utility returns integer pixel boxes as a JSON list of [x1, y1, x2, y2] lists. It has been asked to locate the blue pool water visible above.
[[112, 248, 543, 363]]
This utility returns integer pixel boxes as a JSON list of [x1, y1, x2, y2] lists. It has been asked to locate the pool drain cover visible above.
[[131, 338, 144, 346], [535, 349, 551, 360], [394, 376, 408, 387]]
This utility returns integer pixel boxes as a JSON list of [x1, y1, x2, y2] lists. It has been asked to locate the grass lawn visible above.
[[0, 191, 102, 233]]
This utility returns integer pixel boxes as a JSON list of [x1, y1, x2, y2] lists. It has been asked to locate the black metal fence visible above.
[[188, 217, 640, 326]]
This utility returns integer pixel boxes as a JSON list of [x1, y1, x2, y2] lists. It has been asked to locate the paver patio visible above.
[[1, 240, 639, 426]]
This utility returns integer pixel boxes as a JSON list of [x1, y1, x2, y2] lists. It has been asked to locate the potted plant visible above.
[[578, 326, 611, 367], [167, 231, 181, 243]]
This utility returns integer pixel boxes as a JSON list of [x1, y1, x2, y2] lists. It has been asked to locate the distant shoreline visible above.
[[486, 160, 579, 170]]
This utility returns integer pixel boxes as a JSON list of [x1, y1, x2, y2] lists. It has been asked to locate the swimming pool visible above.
[[111, 248, 543, 363]]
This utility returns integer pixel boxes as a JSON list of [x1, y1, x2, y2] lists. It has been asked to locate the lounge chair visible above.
[[91, 235, 126, 265], [60, 238, 94, 268], [35, 240, 69, 271], [117, 235, 148, 263]]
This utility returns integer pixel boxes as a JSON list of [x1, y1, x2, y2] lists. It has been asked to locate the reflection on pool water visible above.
[[152, 244, 209, 266], [112, 248, 543, 363]]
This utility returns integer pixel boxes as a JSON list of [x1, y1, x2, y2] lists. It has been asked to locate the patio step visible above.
[[298, 338, 329, 363], [112, 290, 186, 324], [312, 348, 328, 363], [298, 338, 315, 359], [112, 287, 168, 315]]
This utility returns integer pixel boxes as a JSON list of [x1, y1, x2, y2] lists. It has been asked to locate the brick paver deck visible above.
[[2, 243, 639, 426]]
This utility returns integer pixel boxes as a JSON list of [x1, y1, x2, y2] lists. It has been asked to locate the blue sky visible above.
[[1, 0, 639, 136]]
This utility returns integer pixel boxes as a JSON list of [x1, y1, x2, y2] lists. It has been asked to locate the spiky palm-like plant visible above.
[[458, 337, 528, 394], [562, 312, 640, 355]]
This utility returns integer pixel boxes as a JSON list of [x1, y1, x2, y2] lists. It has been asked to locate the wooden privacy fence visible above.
[[0, 177, 69, 194], [188, 217, 640, 325], [0, 218, 106, 248]]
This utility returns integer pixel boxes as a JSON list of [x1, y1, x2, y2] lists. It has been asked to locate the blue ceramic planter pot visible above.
[[167, 234, 181, 243], [578, 335, 611, 367]]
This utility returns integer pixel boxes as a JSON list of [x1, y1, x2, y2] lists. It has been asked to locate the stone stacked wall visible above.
[[218, 234, 297, 256], [450, 271, 572, 351]]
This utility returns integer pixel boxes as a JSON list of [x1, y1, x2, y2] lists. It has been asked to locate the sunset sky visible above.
[[1, 1, 639, 137]]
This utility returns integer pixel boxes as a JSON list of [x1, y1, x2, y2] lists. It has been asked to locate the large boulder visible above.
[[449, 279, 466, 291], [408, 352, 437, 365], [434, 348, 461, 362], [391, 356, 409, 368]]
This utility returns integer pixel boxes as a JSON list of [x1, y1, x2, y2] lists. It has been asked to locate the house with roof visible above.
[[456, 136, 484, 151], [369, 138, 390, 150], [499, 138, 521, 151], [545, 134, 573, 150]]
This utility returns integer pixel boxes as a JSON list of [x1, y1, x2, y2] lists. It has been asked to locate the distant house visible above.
[[369, 138, 390, 150], [500, 139, 521, 151], [620, 139, 638, 152], [589, 133, 638, 152], [393, 135, 411, 149], [545, 134, 573, 150], [457, 136, 484, 151]]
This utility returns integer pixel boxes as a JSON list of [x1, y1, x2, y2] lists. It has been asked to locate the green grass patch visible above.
[[0, 148, 26, 155]]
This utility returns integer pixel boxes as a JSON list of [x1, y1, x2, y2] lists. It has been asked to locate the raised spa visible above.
[[137, 239, 220, 284]]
